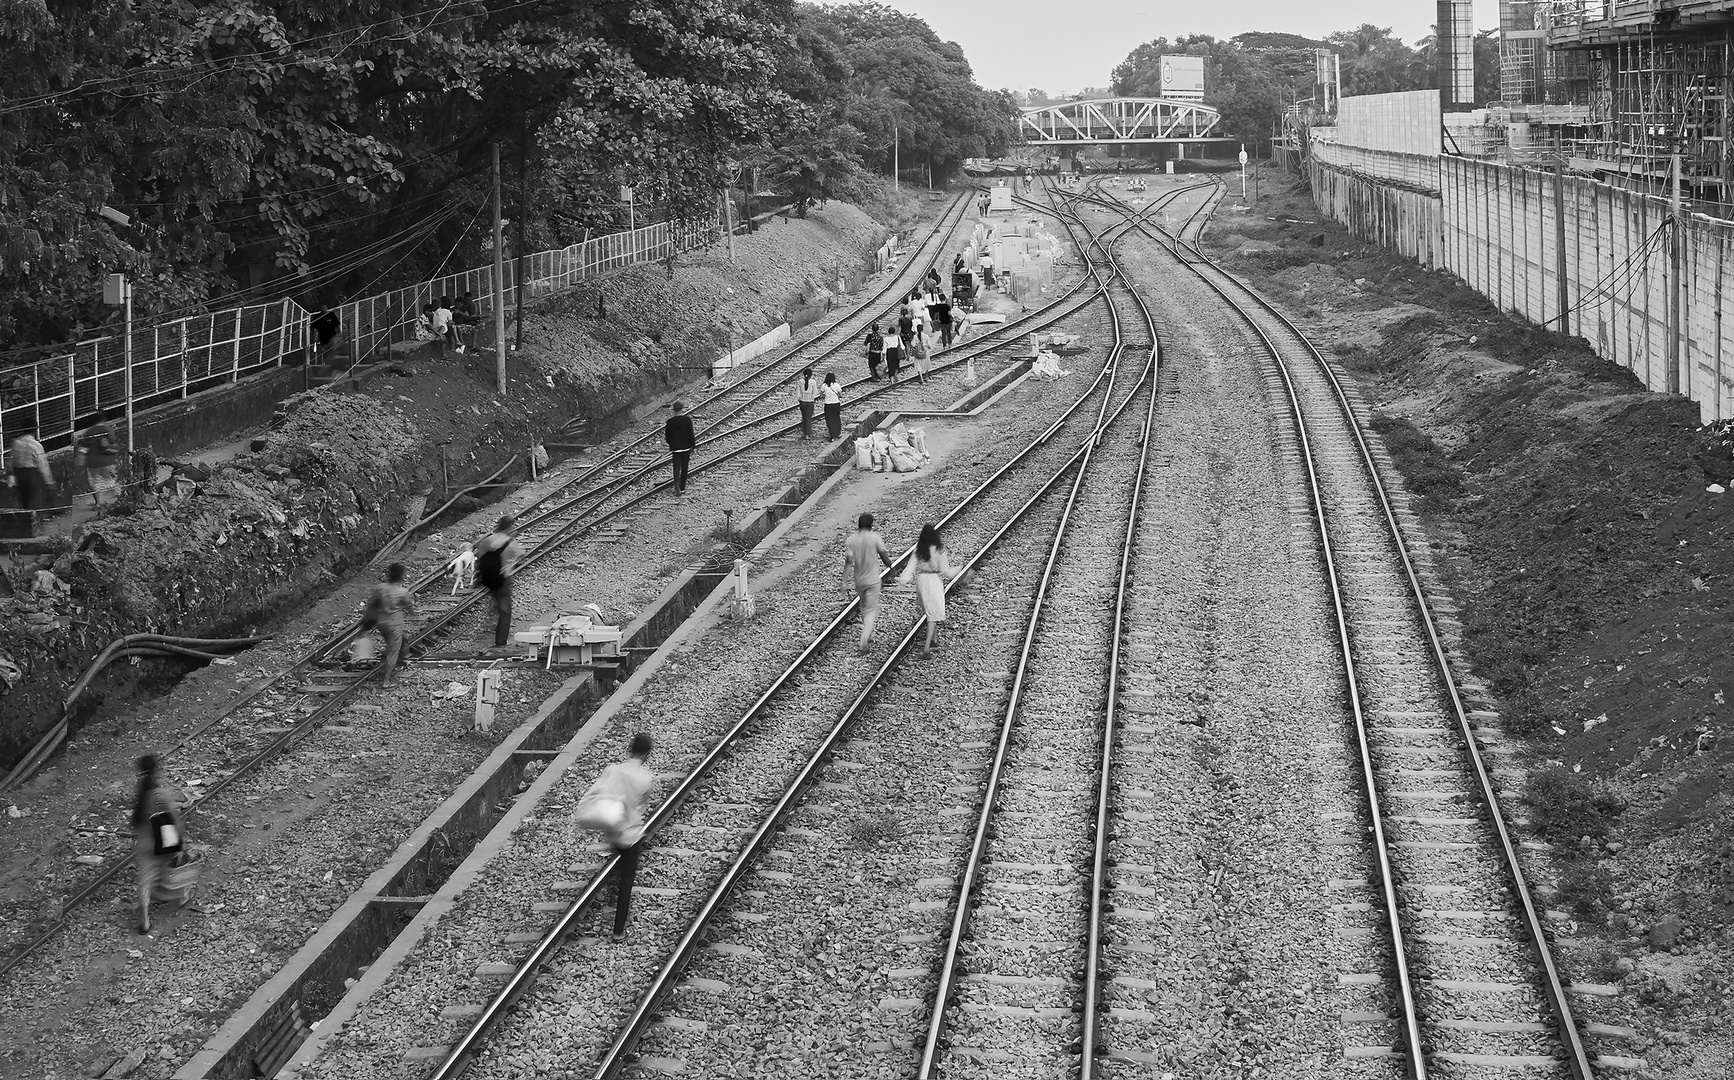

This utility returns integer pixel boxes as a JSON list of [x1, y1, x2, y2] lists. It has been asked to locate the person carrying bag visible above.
[[573, 733, 655, 941]]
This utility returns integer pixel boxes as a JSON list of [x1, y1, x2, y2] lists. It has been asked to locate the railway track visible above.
[[1070, 184, 1628, 1076], [392, 181, 1174, 1080], [906, 186, 1164, 1080], [0, 188, 980, 978]]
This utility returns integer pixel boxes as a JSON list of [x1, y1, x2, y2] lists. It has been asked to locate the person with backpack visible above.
[[362, 562, 416, 686], [663, 401, 696, 495], [132, 754, 194, 934], [77, 410, 121, 508], [932, 294, 954, 348], [864, 324, 885, 381], [475, 517, 523, 648], [574, 733, 655, 941]]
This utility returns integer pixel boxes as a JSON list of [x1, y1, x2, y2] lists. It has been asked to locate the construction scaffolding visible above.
[[1546, 1, 1734, 208], [1501, 1, 1600, 105]]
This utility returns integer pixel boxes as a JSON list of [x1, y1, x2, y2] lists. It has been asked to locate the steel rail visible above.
[[1077, 182, 1426, 1078], [432, 182, 1147, 1080], [1142, 215, 1596, 1080], [592, 210, 1164, 1080], [914, 183, 1161, 1080], [1078, 199, 1167, 1079]]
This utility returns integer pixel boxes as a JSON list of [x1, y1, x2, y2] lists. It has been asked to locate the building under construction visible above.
[[1499, 1, 1733, 206]]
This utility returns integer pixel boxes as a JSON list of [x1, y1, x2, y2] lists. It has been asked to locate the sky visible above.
[[882, 0, 1503, 95]]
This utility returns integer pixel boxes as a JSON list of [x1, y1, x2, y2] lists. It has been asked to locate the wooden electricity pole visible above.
[[492, 141, 506, 394]]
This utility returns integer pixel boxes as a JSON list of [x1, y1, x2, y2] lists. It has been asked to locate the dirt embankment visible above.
[[0, 200, 892, 769], [1212, 172, 1733, 1076]]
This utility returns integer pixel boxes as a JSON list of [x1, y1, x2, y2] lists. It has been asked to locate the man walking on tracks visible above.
[[844, 513, 895, 653], [363, 562, 416, 687], [664, 401, 696, 495], [475, 516, 523, 649], [574, 732, 656, 942]]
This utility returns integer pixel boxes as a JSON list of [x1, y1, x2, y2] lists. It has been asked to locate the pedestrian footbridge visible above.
[[1018, 98, 1226, 146]]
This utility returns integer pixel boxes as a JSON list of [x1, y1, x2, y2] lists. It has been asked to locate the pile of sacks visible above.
[[854, 424, 930, 473], [1033, 351, 1071, 380]]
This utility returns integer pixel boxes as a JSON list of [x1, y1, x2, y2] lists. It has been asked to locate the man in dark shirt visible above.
[[452, 292, 479, 351], [663, 402, 696, 495], [932, 294, 954, 348]]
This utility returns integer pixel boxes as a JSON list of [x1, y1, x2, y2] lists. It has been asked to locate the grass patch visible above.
[[1556, 861, 1616, 913], [1525, 764, 1623, 842], [1368, 413, 1465, 515]]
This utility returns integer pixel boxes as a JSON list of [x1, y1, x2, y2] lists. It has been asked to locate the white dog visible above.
[[448, 544, 477, 593]]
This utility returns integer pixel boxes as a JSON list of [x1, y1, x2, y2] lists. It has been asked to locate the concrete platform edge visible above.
[[261, 433, 862, 1078]]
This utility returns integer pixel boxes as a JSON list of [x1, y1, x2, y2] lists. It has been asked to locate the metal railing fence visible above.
[[1, 213, 721, 455]]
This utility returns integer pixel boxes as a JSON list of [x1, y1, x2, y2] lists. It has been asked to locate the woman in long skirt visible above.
[[901, 523, 961, 658], [132, 754, 194, 933], [821, 373, 843, 440], [911, 325, 931, 383]]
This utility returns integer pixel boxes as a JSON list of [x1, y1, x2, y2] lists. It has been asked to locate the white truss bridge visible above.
[[1017, 97, 1228, 145]]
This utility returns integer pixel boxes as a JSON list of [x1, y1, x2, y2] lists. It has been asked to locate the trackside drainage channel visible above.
[[177, 365, 1030, 1078]]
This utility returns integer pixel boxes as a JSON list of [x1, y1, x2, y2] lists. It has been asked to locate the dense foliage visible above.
[[1107, 24, 1503, 152], [0, 0, 1013, 353]]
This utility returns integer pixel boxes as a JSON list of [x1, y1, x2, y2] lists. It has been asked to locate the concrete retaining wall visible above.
[[711, 323, 792, 379], [1308, 149, 1734, 421]]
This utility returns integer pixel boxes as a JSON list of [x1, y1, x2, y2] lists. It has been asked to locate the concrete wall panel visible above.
[[1311, 148, 1734, 421]]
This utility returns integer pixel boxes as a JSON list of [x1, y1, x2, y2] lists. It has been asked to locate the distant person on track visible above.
[[897, 305, 914, 352], [901, 523, 963, 659], [979, 251, 995, 290], [475, 516, 524, 649], [820, 373, 843, 440], [795, 367, 820, 440], [910, 323, 930, 383], [844, 513, 895, 653], [363, 562, 417, 687], [864, 324, 885, 381], [574, 732, 655, 942], [932, 294, 954, 348], [953, 252, 966, 277], [77, 409, 121, 508], [664, 401, 696, 495], [132, 753, 194, 934], [882, 327, 903, 382], [926, 267, 943, 293], [7, 425, 53, 511]]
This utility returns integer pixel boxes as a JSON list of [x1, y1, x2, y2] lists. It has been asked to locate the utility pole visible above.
[[722, 179, 736, 262], [1668, 152, 1683, 395], [515, 114, 529, 352], [492, 140, 506, 394], [1554, 163, 1570, 336]]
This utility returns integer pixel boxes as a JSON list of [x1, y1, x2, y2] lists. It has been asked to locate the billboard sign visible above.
[[1160, 55, 1205, 100]]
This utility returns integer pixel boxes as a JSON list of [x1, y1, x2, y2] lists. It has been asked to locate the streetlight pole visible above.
[[492, 141, 506, 394], [102, 273, 134, 451], [893, 116, 900, 192]]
